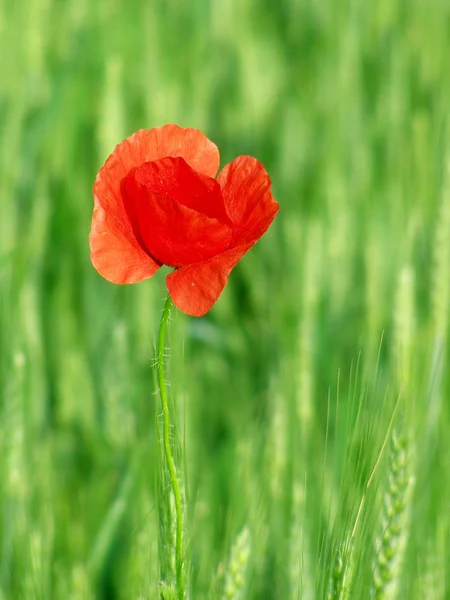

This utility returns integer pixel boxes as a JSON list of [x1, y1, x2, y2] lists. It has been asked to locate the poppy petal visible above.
[[91, 125, 219, 284], [90, 205, 160, 284], [166, 242, 254, 316], [94, 126, 220, 228], [121, 170, 233, 267], [217, 155, 279, 245], [140, 125, 221, 177], [130, 157, 230, 223]]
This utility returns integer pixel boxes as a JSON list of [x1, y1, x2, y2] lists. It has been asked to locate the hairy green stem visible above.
[[157, 294, 185, 599]]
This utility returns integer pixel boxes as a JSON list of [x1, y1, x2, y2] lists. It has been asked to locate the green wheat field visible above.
[[1, 0, 450, 598]]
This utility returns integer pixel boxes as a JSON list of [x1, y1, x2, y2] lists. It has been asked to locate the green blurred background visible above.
[[1, 0, 450, 598]]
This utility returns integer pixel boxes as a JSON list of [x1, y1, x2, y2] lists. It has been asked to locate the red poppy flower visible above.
[[90, 124, 279, 316]]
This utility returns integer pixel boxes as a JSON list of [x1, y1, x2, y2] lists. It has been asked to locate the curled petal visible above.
[[91, 125, 220, 283], [217, 155, 279, 245], [122, 169, 233, 267], [166, 242, 254, 316], [94, 125, 220, 229], [130, 157, 230, 223]]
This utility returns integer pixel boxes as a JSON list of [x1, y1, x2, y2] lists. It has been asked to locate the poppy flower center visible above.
[[121, 157, 234, 268]]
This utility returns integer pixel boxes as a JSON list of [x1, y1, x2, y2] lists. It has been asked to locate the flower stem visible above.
[[157, 294, 185, 599]]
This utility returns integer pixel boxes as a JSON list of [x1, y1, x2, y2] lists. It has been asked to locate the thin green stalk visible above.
[[157, 294, 185, 599]]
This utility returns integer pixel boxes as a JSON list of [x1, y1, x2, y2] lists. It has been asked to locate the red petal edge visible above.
[[90, 206, 160, 284], [166, 242, 254, 317], [167, 155, 279, 316], [217, 155, 279, 246], [90, 125, 220, 284]]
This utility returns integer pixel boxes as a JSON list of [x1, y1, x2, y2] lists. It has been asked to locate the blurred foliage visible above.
[[1, 0, 450, 598]]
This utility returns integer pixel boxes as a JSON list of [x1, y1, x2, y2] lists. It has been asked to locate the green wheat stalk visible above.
[[222, 527, 252, 600], [371, 427, 412, 599], [156, 296, 187, 600], [327, 538, 352, 600]]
